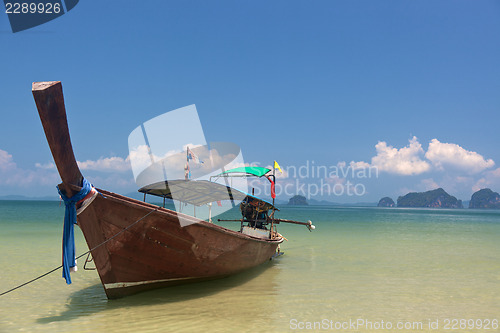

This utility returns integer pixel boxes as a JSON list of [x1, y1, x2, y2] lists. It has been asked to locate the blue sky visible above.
[[1, 0, 499, 203]]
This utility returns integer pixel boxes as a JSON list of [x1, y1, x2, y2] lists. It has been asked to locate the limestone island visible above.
[[397, 188, 463, 208], [469, 188, 500, 209], [377, 197, 395, 207], [288, 195, 308, 206]]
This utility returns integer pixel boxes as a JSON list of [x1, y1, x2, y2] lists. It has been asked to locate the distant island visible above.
[[469, 188, 500, 209], [288, 195, 308, 205], [377, 187, 500, 209], [397, 188, 463, 208], [377, 197, 395, 207]]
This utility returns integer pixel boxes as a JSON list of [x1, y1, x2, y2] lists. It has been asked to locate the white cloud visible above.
[[491, 168, 500, 178], [85, 174, 136, 190], [77, 156, 131, 172], [472, 167, 500, 193], [35, 162, 56, 170], [351, 137, 495, 179], [0, 149, 59, 190], [419, 175, 475, 197], [0, 149, 16, 171], [1, 148, 137, 195], [472, 178, 489, 193], [36, 153, 144, 173], [370, 136, 431, 175], [324, 175, 345, 185], [420, 178, 439, 191], [182, 143, 203, 151], [349, 161, 371, 170], [425, 139, 495, 174], [264, 164, 288, 179]]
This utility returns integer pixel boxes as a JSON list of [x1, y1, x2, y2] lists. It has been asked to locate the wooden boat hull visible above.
[[77, 189, 282, 298], [32, 81, 283, 299]]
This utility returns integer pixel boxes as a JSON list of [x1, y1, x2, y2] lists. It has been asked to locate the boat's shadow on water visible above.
[[37, 260, 278, 324]]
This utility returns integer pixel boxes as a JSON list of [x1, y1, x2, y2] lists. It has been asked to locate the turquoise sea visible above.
[[0, 200, 499, 332]]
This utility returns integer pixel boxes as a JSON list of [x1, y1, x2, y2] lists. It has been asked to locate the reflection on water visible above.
[[30, 261, 281, 332]]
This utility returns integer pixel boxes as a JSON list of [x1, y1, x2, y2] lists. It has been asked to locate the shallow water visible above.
[[1, 201, 499, 332]]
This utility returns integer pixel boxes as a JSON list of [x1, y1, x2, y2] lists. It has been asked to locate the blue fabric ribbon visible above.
[[57, 178, 92, 284]]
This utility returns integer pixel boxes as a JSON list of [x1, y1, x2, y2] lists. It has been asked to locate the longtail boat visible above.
[[32, 81, 313, 299]]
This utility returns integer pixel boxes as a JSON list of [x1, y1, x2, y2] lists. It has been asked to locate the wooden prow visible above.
[[32, 81, 83, 197]]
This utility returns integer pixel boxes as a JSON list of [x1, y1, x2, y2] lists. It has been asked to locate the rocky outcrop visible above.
[[377, 197, 395, 207], [397, 188, 463, 208], [469, 188, 500, 209], [288, 195, 308, 206]]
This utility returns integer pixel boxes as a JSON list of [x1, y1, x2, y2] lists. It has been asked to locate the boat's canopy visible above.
[[215, 166, 271, 178], [138, 179, 277, 210]]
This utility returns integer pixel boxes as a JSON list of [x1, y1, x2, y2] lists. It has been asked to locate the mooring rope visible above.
[[0, 205, 160, 297], [58, 177, 93, 285]]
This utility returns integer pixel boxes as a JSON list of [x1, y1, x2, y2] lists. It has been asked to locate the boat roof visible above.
[[216, 166, 271, 178], [138, 179, 277, 210]]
